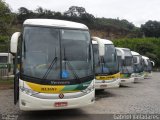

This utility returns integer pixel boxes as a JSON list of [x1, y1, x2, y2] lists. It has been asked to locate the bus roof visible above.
[[102, 39, 113, 45], [92, 39, 113, 45], [116, 47, 132, 59], [92, 40, 97, 44], [116, 47, 130, 51], [0, 53, 11, 56], [142, 56, 150, 65], [116, 47, 124, 56], [24, 19, 88, 30], [142, 56, 149, 60], [131, 51, 140, 56]]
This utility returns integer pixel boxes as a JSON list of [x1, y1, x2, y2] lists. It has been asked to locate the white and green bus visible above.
[[116, 47, 134, 85], [92, 37, 120, 90], [10, 19, 95, 111], [131, 51, 144, 81], [142, 56, 153, 78]]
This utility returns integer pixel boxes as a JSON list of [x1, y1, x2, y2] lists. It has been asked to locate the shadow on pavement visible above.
[[95, 90, 116, 101], [18, 109, 91, 120], [119, 85, 133, 88], [2, 109, 115, 120], [133, 81, 143, 84]]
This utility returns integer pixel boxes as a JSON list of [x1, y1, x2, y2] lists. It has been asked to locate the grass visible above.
[[0, 79, 14, 90]]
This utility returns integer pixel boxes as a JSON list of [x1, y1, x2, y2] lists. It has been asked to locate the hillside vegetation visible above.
[[0, 0, 160, 68], [113, 38, 160, 68]]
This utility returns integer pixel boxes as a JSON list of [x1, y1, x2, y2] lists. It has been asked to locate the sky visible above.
[[5, 0, 160, 27]]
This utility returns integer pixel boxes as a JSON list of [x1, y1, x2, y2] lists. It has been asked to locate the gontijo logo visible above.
[[96, 72, 120, 80], [25, 81, 92, 93]]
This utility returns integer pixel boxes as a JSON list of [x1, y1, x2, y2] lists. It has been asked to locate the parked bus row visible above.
[[9, 19, 154, 111], [92, 37, 154, 91]]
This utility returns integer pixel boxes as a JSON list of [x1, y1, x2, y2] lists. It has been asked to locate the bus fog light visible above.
[[21, 100, 26, 106], [131, 73, 135, 77], [20, 87, 38, 96]]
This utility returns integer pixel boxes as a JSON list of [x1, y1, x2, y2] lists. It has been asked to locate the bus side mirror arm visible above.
[[134, 57, 140, 65], [92, 37, 105, 56], [10, 32, 21, 54]]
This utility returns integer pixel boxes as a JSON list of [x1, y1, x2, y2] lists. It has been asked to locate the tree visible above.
[[64, 6, 95, 27], [18, 7, 30, 14], [0, 0, 13, 35], [36, 7, 44, 14], [17, 7, 31, 24], [141, 20, 160, 37], [64, 6, 86, 17], [53, 12, 62, 19]]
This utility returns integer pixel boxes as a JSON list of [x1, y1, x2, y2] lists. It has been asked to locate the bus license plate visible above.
[[54, 102, 68, 107], [100, 85, 107, 88]]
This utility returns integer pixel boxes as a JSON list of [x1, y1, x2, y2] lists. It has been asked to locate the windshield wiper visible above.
[[122, 60, 130, 73], [42, 48, 57, 80], [42, 57, 57, 80], [63, 48, 82, 83], [135, 64, 140, 72], [98, 56, 106, 74], [24, 39, 26, 58]]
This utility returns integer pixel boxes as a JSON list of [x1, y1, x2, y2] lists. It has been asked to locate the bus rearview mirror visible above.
[[92, 37, 105, 56], [10, 32, 21, 54]]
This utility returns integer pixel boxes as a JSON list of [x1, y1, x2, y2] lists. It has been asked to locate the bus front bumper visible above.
[[120, 77, 134, 85], [144, 72, 152, 79], [95, 79, 121, 90], [19, 90, 95, 111], [131, 73, 144, 82]]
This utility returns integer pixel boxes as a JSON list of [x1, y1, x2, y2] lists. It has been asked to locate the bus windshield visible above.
[[123, 49, 133, 66], [117, 49, 133, 74], [0, 56, 7, 63], [93, 44, 119, 75], [133, 55, 144, 73], [21, 26, 93, 83], [144, 59, 152, 72]]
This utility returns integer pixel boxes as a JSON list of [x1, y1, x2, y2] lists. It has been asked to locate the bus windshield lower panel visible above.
[[93, 44, 119, 75]]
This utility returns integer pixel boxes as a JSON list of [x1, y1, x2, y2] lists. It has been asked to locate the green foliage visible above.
[[16, 6, 160, 39], [0, 0, 13, 35], [113, 38, 160, 68], [0, 35, 9, 52], [141, 20, 160, 37], [15, 6, 139, 37], [17, 6, 95, 28], [0, 35, 8, 42], [92, 18, 140, 38], [0, 79, 13, 85], [0, 3, 159, 68], [95, 18, 135, 31]]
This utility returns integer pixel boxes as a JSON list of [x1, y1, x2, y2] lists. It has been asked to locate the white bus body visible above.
[[116, 47, 134, 85], [131, 51, 144, 82], [10, 19, 95, 111], [142, 56, 153, 78], [92, 38, 120, 90]]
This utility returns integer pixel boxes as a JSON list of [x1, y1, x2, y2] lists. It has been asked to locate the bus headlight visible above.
[[113, 78, 118, 81], [81, 82, 94, 94], [20, 87, 39, 96], [131, 73, 135, 77]]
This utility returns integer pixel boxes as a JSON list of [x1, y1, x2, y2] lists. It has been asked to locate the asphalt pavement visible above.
[[0, 72, 160, 120]]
